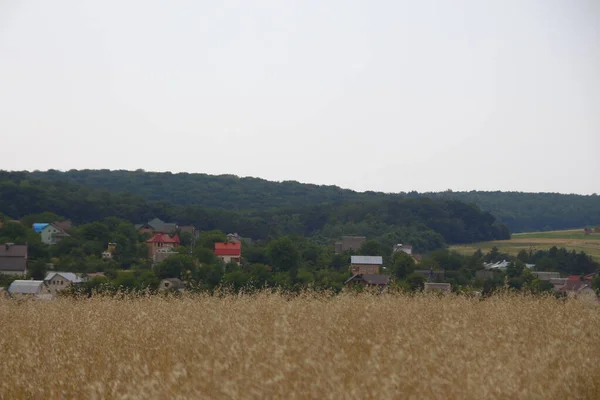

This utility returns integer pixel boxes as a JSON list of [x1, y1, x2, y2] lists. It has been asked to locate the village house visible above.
[[33, 223, 70, 245], [424, 282, 452, 293], [44, 272, 84, 295], [0, 243, 27, 276], [214, 242, 242, 264], [334, 236, 366, 254], [102, 242, 117, 260], [345, 273, 390, 289], [8, 280, 52, 299], [350, 256, 383, 275], [146, 233, 180, 258], [159, 278, 185, 292], [226, 233, 251, 244], [153, 246, 179, 264], [559, 275, 598, 301], [393, 243, 413, 255]]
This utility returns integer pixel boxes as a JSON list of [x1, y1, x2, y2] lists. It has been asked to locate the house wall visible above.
[[41, 225, 61, 245], [218, 255, 241, 264], [576, 288, 597, 302], [350, 264, 380, 274], [46, 275, 72, 295]]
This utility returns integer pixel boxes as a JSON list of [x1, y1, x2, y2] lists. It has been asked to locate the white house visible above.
[[33, 223, 70, 245]]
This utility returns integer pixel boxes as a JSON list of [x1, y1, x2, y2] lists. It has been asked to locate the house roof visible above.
[[32, 223, 50, 233], [215, 242, 241, 256], [146, 233, 180, 244], [8, 280, 45, 294], [0, 244, 27, 272], [146, 218, 178, 233], [351, 256, 383, 265], [53, 220, 72, 231], [44, 272, 83, 283], [345, 274, 390, 285]]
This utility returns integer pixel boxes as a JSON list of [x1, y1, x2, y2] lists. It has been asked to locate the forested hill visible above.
[[28, 169, 388, 208], [0, 172, 508, 252], [23, 169, 600, 233]]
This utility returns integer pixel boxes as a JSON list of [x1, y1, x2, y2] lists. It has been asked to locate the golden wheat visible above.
[[0, 292, 599, 399]]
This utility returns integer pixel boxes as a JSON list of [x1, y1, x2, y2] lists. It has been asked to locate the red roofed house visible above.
[[214, 242, 241, 264], [558, 275, 597, 302], [147, 233, 180, 258]]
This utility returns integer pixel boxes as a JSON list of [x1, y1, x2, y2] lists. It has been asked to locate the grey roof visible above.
[[532, 271, 560, 280], [0, 244, 27, 272], [146, 218, 178, 233], [345, 274, 390, 285], [44, 272, 83, 283], [351, 256, 383, 265], [8, 280, 45, 294]]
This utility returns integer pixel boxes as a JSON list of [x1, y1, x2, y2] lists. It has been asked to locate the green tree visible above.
[[406, 273, 425, 291], [391, 251, 416, 279], [358, 240, 382, 256], [267, 237, 299, 272]]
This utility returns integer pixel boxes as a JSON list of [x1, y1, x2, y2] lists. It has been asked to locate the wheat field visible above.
[[1, 292, 599, 399]]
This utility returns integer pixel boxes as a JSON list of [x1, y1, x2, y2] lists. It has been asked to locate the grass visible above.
[[450, 229, 600, 261], [1, 292, 599, 399]]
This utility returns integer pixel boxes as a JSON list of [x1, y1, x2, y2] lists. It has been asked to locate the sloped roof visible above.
[[351, 256, 383, 265], [53, 220, 72, 231], [44, 272, 83, 283], [146, 218, 178, 233], [33, 223, 50, 233], [345, 274, 390, 285], [8, 280, 45, 294], [560, 279, 593, 293], [0, 244, 27, 272], [147, 233, 179, 244], [214, 242, 241, 256]]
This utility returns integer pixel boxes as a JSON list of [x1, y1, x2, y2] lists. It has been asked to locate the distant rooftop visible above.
[[351, 256, 383, 265]]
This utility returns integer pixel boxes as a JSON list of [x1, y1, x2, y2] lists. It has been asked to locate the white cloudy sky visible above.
[[0, 0, 599, 194]]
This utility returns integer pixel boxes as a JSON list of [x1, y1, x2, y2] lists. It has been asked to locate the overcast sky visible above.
[[1, 1, 599, 194]]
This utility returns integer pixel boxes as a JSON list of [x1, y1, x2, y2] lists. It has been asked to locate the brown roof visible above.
[[0, 244, 27, 272], [560, 279, 593, 293], [53, 220, 72, 231], [345, 274, 390, 285]]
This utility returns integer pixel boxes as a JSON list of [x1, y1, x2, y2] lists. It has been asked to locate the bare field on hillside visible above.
[[1, 293, 599, 399], [451, 229, 600, 260]]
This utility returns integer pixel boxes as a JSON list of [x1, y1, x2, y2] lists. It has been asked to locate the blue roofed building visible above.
[[32, 223, 70, 245]]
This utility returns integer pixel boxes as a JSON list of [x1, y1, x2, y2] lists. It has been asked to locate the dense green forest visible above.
[[0, 171, 508, 252], [24, 169, 600, 232]]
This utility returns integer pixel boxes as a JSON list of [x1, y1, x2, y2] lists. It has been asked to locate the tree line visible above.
[[22, 169, 600, 232], [0, 172, 509, 251]]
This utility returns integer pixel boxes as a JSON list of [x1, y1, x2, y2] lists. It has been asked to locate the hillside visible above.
[[25, 169, 600, 233], [450, 228, 600, 261], [0, 171, 508, 252]]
